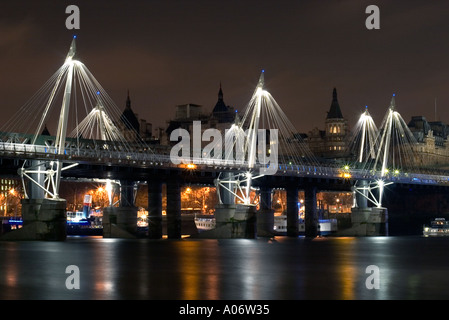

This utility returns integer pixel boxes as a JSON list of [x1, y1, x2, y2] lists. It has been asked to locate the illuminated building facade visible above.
[[0, 178, 21, 216]]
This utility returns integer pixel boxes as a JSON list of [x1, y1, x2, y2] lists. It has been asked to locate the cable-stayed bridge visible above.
[[1, 37, 449, 240]]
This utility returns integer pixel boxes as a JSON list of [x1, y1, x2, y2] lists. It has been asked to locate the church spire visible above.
[[218, 82, 223, 100], [327, 88, 344, 119], [121, 89, 140, 132], [126, 89, 131, 109], [212, 82, 234, 123]]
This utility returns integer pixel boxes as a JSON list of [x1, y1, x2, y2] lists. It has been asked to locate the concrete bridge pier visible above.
[[344, 179, 389, 236], [286, 186, 299, 237], [103, 179, 137, 238], [257, 186, 274, 237], [166, 180, 181, 239], [304, 186, 318, 238], [2, 160, 67, 241], [193, 174, 257, 239], [147, 179, 163, 239]]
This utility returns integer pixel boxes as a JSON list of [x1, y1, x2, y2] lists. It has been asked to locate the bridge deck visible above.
[[1, 142, 449, 187]]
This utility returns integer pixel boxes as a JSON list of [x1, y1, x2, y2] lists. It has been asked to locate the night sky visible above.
[[1, 0, 449, 134]]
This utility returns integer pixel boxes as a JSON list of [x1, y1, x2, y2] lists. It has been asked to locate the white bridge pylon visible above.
[[16, 37, 137, 200], [352, 95, 418, 208], [19, 38, 79, 199], [216, 71, 268, 206], [216, 70, 318, 205]]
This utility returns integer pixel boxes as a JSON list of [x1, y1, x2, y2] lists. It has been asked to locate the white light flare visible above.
[[106, 179, 113, 206]]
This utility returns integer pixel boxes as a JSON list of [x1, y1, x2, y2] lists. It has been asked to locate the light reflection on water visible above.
[[0, 235, 449, 299], [334, 238, 358, 300]]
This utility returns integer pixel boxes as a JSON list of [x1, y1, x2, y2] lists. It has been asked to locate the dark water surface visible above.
[[0, 235, 448, 300]]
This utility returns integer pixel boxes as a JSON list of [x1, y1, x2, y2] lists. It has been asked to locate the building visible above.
[[119, 91, 153, 143], [408, 116, 449, 169], [307, 88, 349, 159], [165, 103, 209, 137], [162, 83, 236, 145], [209, 83, 235, 127], [0, 178, 21, 216]]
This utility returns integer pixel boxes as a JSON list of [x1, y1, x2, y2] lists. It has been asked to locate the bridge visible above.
[[1, 37, 449, 240]]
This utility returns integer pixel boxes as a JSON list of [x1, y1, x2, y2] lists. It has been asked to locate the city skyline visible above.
[[1, 1, 449, 134]]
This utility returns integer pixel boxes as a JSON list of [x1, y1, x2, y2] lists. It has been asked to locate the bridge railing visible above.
[[2, 141, 449, 186]]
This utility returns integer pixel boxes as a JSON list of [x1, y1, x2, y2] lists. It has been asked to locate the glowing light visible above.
[[96, 91, 100, 95], [104, 180, 113, 206], [343, 165, 350, 171], [73, 35, 77, 39], [186, 163, 196, 169]]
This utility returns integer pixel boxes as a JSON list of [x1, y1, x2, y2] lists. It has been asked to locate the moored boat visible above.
[[423, 218, 449, 237], [194, 215, 216, 232]]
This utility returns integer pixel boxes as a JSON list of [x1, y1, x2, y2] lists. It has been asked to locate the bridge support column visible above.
[[166, 180, 181, 239], [286, 186, 299, 237], [148, 180, 163, 239], [355, 180, 368, 209], [258, 186, 274, 237], [220, 172, 235, 205], [304, 186, 318, 238], [103, 180, 137, 239], [120, 179, 135, 207], [28, 160, 46, 199]]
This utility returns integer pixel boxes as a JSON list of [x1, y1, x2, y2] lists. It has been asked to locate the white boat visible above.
[[67, 211, 86, 222], [423, 218, 449, 236], [274, 215, 338, 235], [194, 216, 216, 232]]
